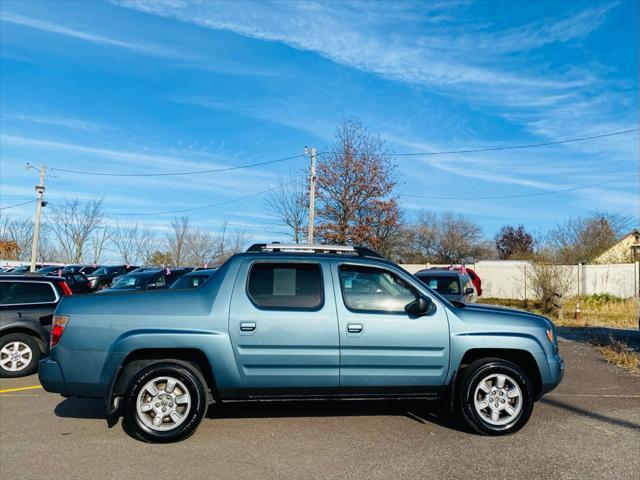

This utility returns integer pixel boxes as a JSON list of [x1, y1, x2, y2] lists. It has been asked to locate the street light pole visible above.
[[29, 165, 46, 272]]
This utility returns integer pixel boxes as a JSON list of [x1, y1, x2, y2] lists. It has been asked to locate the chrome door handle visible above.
[[347, 323, 363, 333], [240, 322, 256, 332]]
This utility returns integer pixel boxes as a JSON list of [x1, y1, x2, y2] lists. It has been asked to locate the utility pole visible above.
[[29, 165, 46, 272], [306, 146, 316, 245]]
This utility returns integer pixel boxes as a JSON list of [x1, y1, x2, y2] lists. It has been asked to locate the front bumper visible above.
[[540, 352, 564, 396]]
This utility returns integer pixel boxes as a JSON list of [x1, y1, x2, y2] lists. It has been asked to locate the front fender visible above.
[[448, 332, 550, 386]]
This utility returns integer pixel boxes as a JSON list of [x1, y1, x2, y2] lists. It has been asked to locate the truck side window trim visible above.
[[245, 261, 325, 312], [337, 263, 424, 315]]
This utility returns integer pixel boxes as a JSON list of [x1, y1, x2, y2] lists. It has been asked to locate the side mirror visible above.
[[405, 295, 433, 316], [465, 287, 475, 295]]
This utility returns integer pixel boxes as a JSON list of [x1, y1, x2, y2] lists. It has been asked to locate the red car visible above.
[[457, 266, 482, 296]]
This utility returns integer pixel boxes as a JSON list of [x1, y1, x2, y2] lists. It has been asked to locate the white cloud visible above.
[[0, 11, 187, 59]]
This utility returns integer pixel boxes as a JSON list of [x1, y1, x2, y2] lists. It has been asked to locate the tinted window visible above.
[[0, 281, 57, 305], [416, 275, 460, 295], [247, 263, 323, 309], [339, 265, 417, 313]]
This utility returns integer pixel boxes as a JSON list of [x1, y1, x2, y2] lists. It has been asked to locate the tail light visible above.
[[60, 281, 73, 296], [50, 315, 70, 348]]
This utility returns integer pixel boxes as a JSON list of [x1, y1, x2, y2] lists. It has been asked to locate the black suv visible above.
[[85, 265, 139, 291], [0, 275, 73, 377]]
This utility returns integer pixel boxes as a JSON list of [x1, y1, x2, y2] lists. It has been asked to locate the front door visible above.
[[228, 259, 339, 395], [332, 262, 450, 393]]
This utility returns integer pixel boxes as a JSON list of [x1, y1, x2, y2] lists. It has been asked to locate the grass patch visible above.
[[478, 295, 637, 329], [595, 338, 640, 375]]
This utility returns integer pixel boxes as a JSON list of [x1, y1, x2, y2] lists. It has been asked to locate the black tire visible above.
[[96, 282, 109, 291], [0, 333, 41, 378], [458, 358, 534, 435], [122, 362, 207, 443]]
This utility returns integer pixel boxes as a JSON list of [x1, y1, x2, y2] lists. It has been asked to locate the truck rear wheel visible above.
[[458, 358, 533, 435], [123, 362, 207, 443]]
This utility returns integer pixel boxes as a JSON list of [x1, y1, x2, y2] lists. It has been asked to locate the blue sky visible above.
[[0, 0, 638, 242]]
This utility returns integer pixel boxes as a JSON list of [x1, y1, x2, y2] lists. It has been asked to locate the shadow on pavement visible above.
[[53, 395, 468, 433], [541, 397, 640, 431], [207, 398, 469, 433], [558, 326, 640, 351], [54, 396, 106, 420]]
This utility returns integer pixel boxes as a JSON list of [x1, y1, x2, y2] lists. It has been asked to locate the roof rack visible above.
[[246, 243, 385, 259]]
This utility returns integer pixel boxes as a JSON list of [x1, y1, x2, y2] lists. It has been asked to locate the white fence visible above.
[[400, 261, 640, 300]]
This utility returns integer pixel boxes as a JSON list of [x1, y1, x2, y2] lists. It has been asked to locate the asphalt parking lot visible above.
[[1, 336, 638, 480]]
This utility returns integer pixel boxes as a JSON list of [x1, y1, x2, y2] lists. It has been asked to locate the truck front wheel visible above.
[[458, 358, 534, 435], [123, 362, 207, 443]]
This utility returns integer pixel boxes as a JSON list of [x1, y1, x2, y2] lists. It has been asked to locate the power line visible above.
[[400, 174, 638, 200], [46, 128, 638, 177], [0, 199, 37, 211], [50, 153, 306, 177], [113, 181, 293, 216], [319, 128, 639, 157]]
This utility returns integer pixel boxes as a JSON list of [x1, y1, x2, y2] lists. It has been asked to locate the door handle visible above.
[[240, 322, 256, 332], [347, 323, 363, 333]]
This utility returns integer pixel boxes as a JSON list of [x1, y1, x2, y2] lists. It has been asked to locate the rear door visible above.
[[228, 259, 339, 394], [332, 262, 450, 393]]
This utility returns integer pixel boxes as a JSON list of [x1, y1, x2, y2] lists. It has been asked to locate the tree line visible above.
[[265, 119, 633, 265], [0, 118, 633, 266], [0, 206, 247, 267]]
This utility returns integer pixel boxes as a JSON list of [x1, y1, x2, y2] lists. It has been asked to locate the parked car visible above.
[[47, 272, 93, 294], [36, 265, 66, 275], [62, 265, 99, 276], [415, 269, 477, 304], [99, 270, 171, 293], [169, 269, 217, 289], [1, 264, 51, 274], [39, 243, 563, 442], [0, 274, 73, 377], [85, 265, 138, 291]]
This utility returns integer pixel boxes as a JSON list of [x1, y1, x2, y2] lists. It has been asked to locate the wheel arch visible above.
[[458, 348, 543, 399], [0, 325, 48, 353], [110, 348, 217, 411]]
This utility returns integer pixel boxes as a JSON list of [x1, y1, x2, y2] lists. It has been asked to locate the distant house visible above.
[[593, 229, 640, 264]]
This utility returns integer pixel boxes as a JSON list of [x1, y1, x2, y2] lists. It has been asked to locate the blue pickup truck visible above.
[[39, 244, 564, 442]]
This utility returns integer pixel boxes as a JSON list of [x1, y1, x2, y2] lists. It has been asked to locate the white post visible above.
[[307, 146, 316, 245]]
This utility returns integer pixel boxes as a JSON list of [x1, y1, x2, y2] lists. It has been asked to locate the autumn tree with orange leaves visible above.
[[316, 119, 402, 256]]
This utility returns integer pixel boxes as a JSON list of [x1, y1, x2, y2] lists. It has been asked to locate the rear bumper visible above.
[[38, 358, 67, 394]]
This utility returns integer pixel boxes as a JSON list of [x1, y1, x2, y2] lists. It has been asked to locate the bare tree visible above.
[[525, 252, 574, 315], [136, 225, 158, 265], [186, 228, 217, 266], [89, 227, 112, 264], [0, 216, 34, 261], [166, 216, 190, 265], [46, 198, 105, 263], [112, 221, 145, 264], [264, 170, 308, 244], [546, 211, 632, 263], [213, 221, 247, 264]]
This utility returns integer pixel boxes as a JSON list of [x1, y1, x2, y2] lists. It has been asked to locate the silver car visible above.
[[414, 269, 477, 304]]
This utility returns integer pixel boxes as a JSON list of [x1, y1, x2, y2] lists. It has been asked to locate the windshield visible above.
[[416, 275, 461, 295], [92, 267, 108, 275], [171, 273, 214, 289], [110, 274, 150, 289]]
